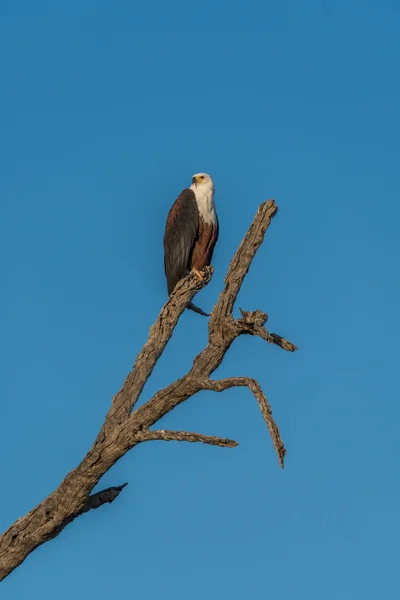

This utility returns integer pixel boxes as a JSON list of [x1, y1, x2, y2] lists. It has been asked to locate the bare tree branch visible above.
[[0, 199, 296, 581], [104, 266, 214, 431], [202, 377, 285, 468], [135, 429, 238, 448], [237, 308, 298, 352]]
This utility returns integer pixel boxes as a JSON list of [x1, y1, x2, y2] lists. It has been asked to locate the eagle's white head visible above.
[[189, 172, 216, 225], [190, 172, 214, 193]]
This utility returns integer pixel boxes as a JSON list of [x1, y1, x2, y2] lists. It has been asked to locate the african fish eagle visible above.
[[163, 173, 219, 302]]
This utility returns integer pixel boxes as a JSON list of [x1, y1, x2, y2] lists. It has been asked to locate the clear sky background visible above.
[[1, 1, 399, 598]]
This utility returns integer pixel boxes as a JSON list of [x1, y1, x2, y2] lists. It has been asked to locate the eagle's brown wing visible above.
[[163, 188, 199, 295]]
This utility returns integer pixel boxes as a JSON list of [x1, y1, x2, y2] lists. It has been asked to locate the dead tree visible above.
[[0, 199, 297, 581]]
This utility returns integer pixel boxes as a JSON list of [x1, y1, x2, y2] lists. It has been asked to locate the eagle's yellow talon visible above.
[[192, 268, 205, 281]]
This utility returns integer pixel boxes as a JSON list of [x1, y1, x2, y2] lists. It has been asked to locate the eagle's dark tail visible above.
[[187, 302, 210, 317]]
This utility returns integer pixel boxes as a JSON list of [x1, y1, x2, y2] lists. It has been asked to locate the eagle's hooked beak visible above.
[[192, 176, 197, 185]]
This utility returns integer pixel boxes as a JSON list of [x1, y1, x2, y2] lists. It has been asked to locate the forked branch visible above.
[[237, 308, 298, 352], [0, 199, 296, 582]]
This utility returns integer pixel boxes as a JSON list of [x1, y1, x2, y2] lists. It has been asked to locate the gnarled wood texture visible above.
[[0, 199, 297, 582]]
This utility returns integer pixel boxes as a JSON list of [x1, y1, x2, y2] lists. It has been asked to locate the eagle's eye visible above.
[[200, 175, 205, 180]]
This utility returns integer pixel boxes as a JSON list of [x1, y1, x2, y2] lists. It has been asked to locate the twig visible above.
[[237, 308, 298, 352], [202, 377, 286, 468], [135, 429, 238, 448]]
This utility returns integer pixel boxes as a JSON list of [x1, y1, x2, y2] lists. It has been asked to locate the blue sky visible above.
[[1, 1, 399, 598]]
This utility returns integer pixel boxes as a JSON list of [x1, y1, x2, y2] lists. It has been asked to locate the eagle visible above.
[[163, 173, 219, 312]]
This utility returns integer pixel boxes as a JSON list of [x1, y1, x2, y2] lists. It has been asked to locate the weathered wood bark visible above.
[[0, 199, 297, 581]]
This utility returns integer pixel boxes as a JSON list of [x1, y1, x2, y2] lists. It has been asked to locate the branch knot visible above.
[[238, 308, 268, 327]]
